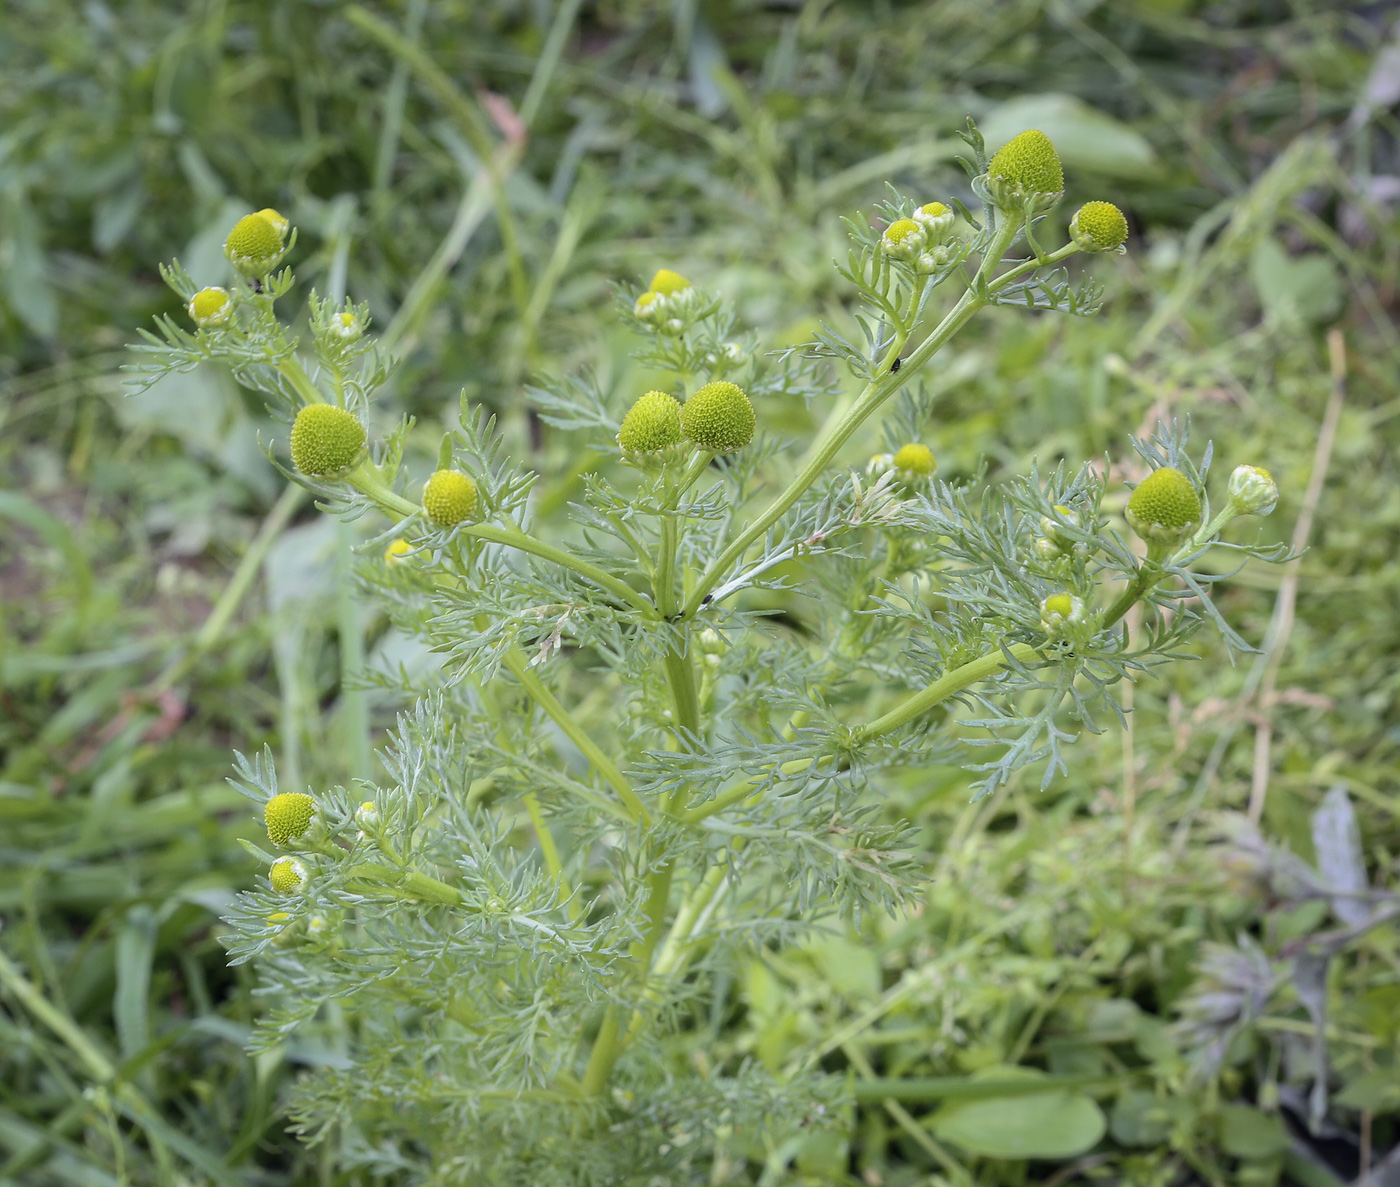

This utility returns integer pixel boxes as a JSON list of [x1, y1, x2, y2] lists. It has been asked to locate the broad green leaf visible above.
[[1111, 1090, 1193, 1147], [1335, 1069, 1400, 1113], [1250, 237, 1343, 326], [1217, 1105, 1290, 1160], [929, 1068, 1107, 1159]]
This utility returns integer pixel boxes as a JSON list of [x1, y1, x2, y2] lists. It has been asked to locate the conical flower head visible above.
[[1070, 201, 1129, 252], [681, 381, 755, 453], [988, 130, 1064, 196], [289, 404, 366, 477], [255, 208, 290, 238], [618, 391, 683, 453], [225, 213, 284, 274], [422, 470, 479, 527], [269, 858, 306, 896], [893, 443, 936, 477], [1126, 466, 1201, 541], [649, 269, 691, 295], [264, 792, 316, 846]]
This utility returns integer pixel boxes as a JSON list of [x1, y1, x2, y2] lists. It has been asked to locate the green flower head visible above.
[[189, 286, 233, 327], [619, 391, 683, 453], [422, 470, 480, 527], [254, 208, 290, 239], [225, 213, 285, 276], [882, 217, 925, 259], [289, 404, 366, 477], [649, 269, 691, 295], [264, 792, 316, 847], [1070, 201, 1129, 253], [1126, 466, 1201, 542], [1040, 591, 1085, 634], [892, 443, 937, 477], [988, 130, 1064, 197], [269, 857, 307, 896], [681, 381, 755, 453]]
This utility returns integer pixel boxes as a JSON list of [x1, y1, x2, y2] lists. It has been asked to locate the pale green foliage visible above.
[[134, 120, 1291, 1184]]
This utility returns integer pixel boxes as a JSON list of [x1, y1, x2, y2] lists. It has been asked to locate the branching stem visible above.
[[682, 217, 1024, 618]]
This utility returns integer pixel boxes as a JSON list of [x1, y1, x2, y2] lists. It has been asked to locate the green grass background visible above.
[[2, 1, 1398, 1184]]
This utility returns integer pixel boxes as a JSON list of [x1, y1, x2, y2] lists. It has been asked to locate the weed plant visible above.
[[123, 120, 1297, 1183], [2, 4, 1399, 1186]]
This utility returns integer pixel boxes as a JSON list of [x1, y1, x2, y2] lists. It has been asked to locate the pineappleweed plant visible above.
[[131, 124, 1286, 1183]]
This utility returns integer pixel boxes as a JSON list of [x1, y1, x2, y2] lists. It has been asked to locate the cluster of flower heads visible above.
[[617, 379, 756, 458], [633, 268, 700, 333], [184, 212, 485, 532], [256, 791, 379, 945], [880, 129, 1129, 270], [882, 202, 960, 273]]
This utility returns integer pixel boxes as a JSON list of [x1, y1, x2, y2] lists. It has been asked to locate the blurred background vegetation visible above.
[[2, 0, 1399, 1184]]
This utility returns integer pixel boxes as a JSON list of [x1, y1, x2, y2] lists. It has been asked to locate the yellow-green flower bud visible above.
[[225, 213, 285, 276], [255, 208, 290, 238], [892, 443, 937, 477], [330, 311, 362, 341], [289, 404, 366, 477], [269, 857, 307, 896], [422, 469, 479, 527], [1226, 465, 1278, 517], [681, 381, 755, 453], [264, 792, 316, 846], [189, 286, 233, 327], [866, 452, 895, 477], [649, 269, 691, 295], [914, 201, 955, 237], [384, 538, 413, 564], [1126, 466, 1201, 543], [1040, 591, 1085, 634], [1070, 201, 1129, 253], [882, 217, 925, 259], [265, 910, 299, 947], [988, 130, 1064, 198], [634, 290, 662, 320], [1040, 504, 1079, 545], [355, 801, 379, 829], [618, 391, 683, 453]]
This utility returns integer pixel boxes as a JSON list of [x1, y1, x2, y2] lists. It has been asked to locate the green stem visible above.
[[580, 858, 675, 1095], [277, 356, 324, 406], [344, 466, 655, 615], [857, 642, 1043, 742], [1101, 560, 1162, 633], [345, 862, 465, 905], [523, 791, 578, 921], [580, 1008, 622, 1095], [988, 240, 1079, 293], [682, 219, 1023, 618], [336, 519, 372, 782], [502, 650, 649, 824]]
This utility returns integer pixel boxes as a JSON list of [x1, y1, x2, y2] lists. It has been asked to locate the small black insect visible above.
[[889, 357, 902, 373], [701, 594, 713, 605]]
